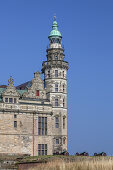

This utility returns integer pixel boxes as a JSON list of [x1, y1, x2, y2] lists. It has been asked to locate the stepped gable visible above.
[[22, 71, 47, 99]]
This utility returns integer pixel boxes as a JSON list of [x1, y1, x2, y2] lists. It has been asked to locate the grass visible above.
[[19, 156, 113, 170]]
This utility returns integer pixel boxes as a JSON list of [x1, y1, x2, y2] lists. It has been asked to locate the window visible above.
[[38, 117, 47, 135], [5, 98, 8, 103], [55, 117, 59, 128], [56, 139, 59, 144], [14, 98, 17, 103], [48, 70, 50, 78], [38, 144, 47, 156], [63, 117, 65, 129], [63, 138, 66, 144], [9, 98, 13, 103], [14, 121, 17, 128], [55, 98, 58, 107], [55, 70, 58, 77], [63, 98, 65, 108], [63, 85, 65, 93], [63, 71, 64, 78], [36, 90, 39, 96], [14, 114, 17, 118], [55, 56, 58, 60], [55, 83, 58, 92]]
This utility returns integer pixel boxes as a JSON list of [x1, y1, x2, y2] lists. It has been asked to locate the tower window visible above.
[[36, 90, 39, 96], [55, 98, 58, 107], [14, 121, 17, 128], [55, 83, 58, 92], [63, 71, 64, 78], [63, 98, 65, 108], [38, 144, 47, 156], [63, 117, 65, 129], [48, 70, 50, 78], [38, 117, 47, 135], [63, 85, 65, 93], [56, 139, 59, 144], [55, 70, 58, 77], [55, 117, 59, 128], [55, 56, 58, 60]]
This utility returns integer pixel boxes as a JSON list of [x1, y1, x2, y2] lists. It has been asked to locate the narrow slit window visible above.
[[55, 117, 59, 128], [55, 70, 58, 77], [63, 85, 65, 93], [63, 117, 65, 129], [14, 121, 17, 128]]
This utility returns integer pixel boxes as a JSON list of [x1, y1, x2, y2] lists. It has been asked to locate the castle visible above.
[[0, 18, 69, 156]]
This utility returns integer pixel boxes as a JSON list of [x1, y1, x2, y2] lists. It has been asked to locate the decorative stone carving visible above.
[[2, 77, 20, 97]]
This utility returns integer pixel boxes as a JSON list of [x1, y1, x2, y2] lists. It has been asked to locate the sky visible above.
[[0, 0, 113, 155]]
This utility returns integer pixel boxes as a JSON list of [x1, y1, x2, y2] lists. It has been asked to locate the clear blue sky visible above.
[[0, 0, 113, 155]]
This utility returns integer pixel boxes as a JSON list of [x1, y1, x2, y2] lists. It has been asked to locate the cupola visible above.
[[48, 16, 62, 48]]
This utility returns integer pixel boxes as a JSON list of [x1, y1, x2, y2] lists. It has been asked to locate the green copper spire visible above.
[[48, 16, 62, 38]]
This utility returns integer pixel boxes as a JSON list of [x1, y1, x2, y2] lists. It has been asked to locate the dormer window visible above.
[[14, 98, 17, 103], [4, 97, 17, 103], [36, 90, 39, 96], [5, 98, 8, 103], [9, 98, 13, 103]]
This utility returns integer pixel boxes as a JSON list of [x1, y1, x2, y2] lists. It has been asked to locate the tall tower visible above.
[[42, 17, 69, 154]]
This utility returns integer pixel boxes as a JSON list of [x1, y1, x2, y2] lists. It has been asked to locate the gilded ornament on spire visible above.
[[54, 15, 56, 21]]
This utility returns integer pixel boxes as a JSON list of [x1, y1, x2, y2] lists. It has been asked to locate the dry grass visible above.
[[28, 157, 113, 170]]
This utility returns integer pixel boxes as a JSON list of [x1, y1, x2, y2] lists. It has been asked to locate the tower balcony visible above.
[[42, 60, 69, 72]]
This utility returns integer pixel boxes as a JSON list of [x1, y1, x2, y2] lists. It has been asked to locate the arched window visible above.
[[55, 83, 58, 92]]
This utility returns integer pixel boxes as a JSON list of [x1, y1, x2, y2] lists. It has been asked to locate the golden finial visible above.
[[54, 15, 56, 21]]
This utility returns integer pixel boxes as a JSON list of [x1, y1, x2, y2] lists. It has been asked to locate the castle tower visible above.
[[42, 17, 69, 153]]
